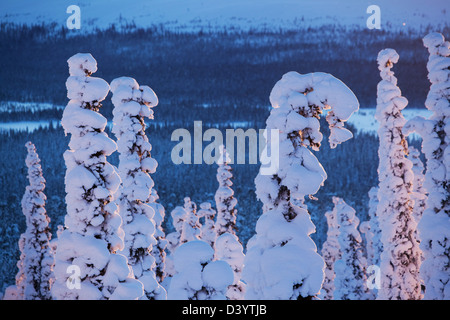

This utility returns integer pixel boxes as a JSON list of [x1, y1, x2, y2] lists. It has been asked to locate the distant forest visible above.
[[0, 22, 445, 122]]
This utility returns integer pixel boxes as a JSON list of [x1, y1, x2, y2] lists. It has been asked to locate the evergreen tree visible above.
[[404, 32, 450, 299], [111, 76, 166, 300], [375, 49, 422, 300], [166, 206, 188, 254], [215, 147, 238, 236], [407, 147, 427, 226], [52, 53, 143, 300], [198, 202, 217, 247], [243, 71, 359, 299], [319, 203, 340, 300], [363, 187, 383, 267], [180, 197, 201, 244], [333, 197, 368, 300], [148, 189, 168, 284], [215, 233, 246, 300], [14, 142, 54, 300], [165, 206, 188, 279]]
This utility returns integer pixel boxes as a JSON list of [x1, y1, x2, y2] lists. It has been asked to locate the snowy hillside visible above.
[[1, 0, 448, 32]]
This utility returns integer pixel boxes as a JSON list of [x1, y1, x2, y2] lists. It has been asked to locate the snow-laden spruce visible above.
[[360, 187, 382, 300], [333, 197, 368, 300], [180, 197, 201, 244], [167, 240, 234, 300], [148, 189, 168, 284], [166, 206, 188, 254], [214, 233, 246, 300], [215, 147, 238, 236], [319, 202, 340, 300], [243, 71, 359, 299], [52, 54, 143, 300], [165, 206, 188, 279], [362, 187, 382, 268], [111, 76, 166, 300], [197, 202, 217, 247], [375, 49, 422, 300], [10, 142, 54, 300], [407, 147, 427, 225], [403, 32, 450, 300]]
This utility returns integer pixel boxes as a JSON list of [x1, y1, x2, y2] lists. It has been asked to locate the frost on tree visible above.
[[407, 147, 427, 225], [167, 240, 234, 300], [197, 202, 217, 247], [375, 49, 422, 300], [180, 197, 201, 244], [111, 76, 166, 300], [319, 202, 340, 300], [52, 53, 143, 300], [215, 147, 238, 236], [14, 142, 54, 300], [332, 197, 368, 300], [403, 32, 450, 300], [215, 233, 246, 300], [243, 71, 359, 300]]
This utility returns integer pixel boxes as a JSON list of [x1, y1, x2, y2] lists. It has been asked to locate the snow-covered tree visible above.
[[13, 142, 54, 300], [166, 206, 187, 254], [407, 147, 427, 225], [148, 189, 168, 284], [215, 147, 238, 236], [180, 197, 201, 244], [358, 224, 377, 300], [214, 233, 246, 300], [319, 203, 340, 300], [360, 187, 382, 299], [167, 240, 234, 300], [52, 53, 143, 300], [165, 206, 188, 280], [111, 76, 165, 300], [403, 32, 450, 300], [361, 187, 382, 268], [198, 202, 217, 247], [333, 197, 368, 300], [375, 48, 422, 300], [243, 71, 359, 300]]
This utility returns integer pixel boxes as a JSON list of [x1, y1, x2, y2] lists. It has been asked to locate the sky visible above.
[[1, 0, 448, 32]]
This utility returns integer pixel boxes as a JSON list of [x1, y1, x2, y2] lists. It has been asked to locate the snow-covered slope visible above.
[[0, 0, 448, 32]]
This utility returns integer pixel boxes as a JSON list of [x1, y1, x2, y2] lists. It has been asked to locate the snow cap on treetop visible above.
[[171, 206, 187, 231], [173, 240, 214, 271], [423, 32, 445, 51], [199, 202, 212, 210], [110, 77, 139, 92], [110, 77, 159, 114], [269, 71, 359, 122], [67, 53, 98, 76], [377, 48, 399, 70]]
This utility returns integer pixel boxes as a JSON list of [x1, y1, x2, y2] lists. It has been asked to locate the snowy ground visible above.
[[0, 108, 433, 135], [0, 0, 448, 32]]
